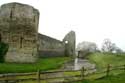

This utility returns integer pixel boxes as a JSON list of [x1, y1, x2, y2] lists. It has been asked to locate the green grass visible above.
[[78, 72, 125, 83], [83, 73, 125, 83], [13, 72, 125, 83], [87, 52, 125, 70], [63, 52, 125, 83], [0, 57, 70, 73], [78, 52, 125, 83]]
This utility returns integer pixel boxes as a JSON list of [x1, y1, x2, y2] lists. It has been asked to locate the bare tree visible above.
[[101, 38, 116, 52]]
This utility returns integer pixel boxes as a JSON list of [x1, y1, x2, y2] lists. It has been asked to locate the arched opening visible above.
[[65, 41, 68, 44]]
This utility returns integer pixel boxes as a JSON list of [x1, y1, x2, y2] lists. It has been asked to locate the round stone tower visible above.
[[0, 2, 39, 63]]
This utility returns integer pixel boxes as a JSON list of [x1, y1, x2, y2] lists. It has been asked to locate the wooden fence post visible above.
[[106, 64, 110, 77], [5, 75, 8, 83], [81, 67, 85, 80], [37, 69, 40, 83], [123, 65, 125, 71]]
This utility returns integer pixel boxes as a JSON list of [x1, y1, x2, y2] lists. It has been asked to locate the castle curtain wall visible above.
[[38, 34, 65, 57]]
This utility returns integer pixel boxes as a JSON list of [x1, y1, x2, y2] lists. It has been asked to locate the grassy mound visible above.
[[87, 52, 125, 70], [0, 57, 70, 73], [80, 72, 125, 83]]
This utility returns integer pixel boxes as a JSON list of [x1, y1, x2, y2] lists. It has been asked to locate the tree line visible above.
[[76, 38, 124, 57]]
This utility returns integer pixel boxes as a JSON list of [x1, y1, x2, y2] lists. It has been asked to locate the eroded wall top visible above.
[[63, 31, 76, 57]]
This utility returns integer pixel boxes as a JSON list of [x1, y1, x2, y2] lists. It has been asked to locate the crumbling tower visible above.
[[0, 2, 39, 63]]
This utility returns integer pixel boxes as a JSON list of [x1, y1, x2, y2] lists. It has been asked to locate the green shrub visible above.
[[0, 42, 8, 62]]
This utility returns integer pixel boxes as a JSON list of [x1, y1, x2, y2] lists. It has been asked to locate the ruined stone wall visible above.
[[38, 33, 65, 57], [0, 2, 39, 63], [38, 31, 76, 58], [0, 2, 76, 62], [63, 31, 76, 57]]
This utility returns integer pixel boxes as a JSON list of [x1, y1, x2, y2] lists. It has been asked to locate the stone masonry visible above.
[[0, 2, 39, 63], [0, 2, 76, 63], [38, 33, 65, 57], [63, 31, 76, 57]]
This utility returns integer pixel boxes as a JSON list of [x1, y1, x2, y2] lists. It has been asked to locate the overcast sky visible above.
[[0, 0, 125, 50]]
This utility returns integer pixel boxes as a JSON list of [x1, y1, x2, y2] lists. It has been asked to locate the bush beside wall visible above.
[[0, 42, 8, 62]]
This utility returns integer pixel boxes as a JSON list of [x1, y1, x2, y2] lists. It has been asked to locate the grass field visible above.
[[77, 52, 125, 83], [87, 52, 125, 70], [0, 57, 70, 73], [79, 72, 125, 83], [0, 52, 125, 83], [75, 52, 125, 83]]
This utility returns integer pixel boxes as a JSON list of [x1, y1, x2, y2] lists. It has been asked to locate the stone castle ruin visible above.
[[63, 31, 76, 57], [0, 2, 76, 63], [38, 34, 65, 57], [38, 31, 76, 57]]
